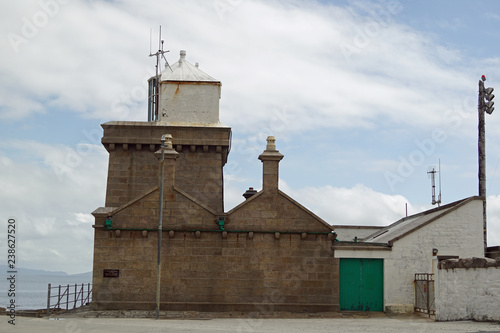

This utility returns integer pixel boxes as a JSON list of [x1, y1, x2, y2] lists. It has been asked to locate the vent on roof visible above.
[[243, 187, 257, 200]]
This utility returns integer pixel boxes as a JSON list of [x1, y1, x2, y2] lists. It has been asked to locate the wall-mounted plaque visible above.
[[103, 269, 120, 278]]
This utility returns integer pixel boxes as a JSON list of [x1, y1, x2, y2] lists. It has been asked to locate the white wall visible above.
[[387, 199, 483, 312], [159, 82, 221, 124], [436, 265, 500, 321], [335, 199, 484, 313]]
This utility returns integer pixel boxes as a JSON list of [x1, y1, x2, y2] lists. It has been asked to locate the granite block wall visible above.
[[91, 228, 338, 312]]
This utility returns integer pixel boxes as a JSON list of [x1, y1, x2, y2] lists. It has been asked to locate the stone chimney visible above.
[[258, 136, 284, 192], [155, 134, 179, 193]]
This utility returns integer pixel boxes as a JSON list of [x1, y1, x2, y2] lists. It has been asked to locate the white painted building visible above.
[[334, 196, 484, 313]]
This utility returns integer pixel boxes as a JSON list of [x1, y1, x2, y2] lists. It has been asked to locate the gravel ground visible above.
[[2, 312, 500, 333]]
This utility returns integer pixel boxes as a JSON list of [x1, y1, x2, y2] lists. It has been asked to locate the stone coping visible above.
[[438, 257, 500, 270]]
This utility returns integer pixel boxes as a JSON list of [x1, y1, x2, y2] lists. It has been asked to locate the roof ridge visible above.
[[363, 196, 481, 243]]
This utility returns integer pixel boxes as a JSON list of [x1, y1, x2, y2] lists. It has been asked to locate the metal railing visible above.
[[414, 273, 435, 316], [46, 283, 92, 316]]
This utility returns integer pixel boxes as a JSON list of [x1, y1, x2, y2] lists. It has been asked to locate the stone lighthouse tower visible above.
[[91, 50, 338, 313], [91, 51, 232, 310], [99, 50, 231, 214]]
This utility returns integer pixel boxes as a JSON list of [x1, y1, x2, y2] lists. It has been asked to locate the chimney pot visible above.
[[243, 187, 258, 199]]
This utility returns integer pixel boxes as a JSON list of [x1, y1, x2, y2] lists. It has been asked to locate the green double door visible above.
[[339, 258, 384, 311]]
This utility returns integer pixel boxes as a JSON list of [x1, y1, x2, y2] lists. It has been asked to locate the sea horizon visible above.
[[1, 271, 92, 310]]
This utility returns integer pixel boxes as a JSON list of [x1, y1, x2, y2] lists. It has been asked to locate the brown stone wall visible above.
[[92, 184, 339, 312], [92, 122, 339, 312], [91, 228, 338, 312], [104, 146, 159, 208], [227, 191, 333, 233], [110, 189, 218, 230], [102, 122, 230, 213], [175, 146, 224, 213]]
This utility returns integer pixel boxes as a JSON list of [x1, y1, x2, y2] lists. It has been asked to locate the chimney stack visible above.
[[258, 136, 284, 192]]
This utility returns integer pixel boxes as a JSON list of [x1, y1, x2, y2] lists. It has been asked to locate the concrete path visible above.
[[2, 315, 500, 333]]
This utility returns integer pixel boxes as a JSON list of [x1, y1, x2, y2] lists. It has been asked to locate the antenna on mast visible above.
[[147, 26, 171, 122], [438, 159, 442, 205], [149, 26, 171, 69], [427, 160, 442, 206], [149, 28, 152, 55]]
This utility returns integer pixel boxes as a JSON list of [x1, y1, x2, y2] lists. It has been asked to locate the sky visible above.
[[1, 0, 500, 274]]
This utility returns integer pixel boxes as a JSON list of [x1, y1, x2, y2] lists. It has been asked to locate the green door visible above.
[[339, 258, 383, 311]]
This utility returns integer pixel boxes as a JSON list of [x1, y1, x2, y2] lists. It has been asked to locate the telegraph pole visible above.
[[478, 75, 495, 256]]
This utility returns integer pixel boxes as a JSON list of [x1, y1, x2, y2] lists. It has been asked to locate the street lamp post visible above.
[[156, 135, 166, 319]]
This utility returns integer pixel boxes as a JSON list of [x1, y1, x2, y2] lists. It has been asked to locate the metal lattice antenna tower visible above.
[[427, 160, 441, 207], [438, 159, 442, 205]]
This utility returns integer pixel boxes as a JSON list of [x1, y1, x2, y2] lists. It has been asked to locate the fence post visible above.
[[73, 284, 77, 309], [414, 274, 417, 311], [46, 284, 51, 316], [57, 285, 61, 308], [66, 284, 70, 310], [426, 274, 430, 317], [47, 282, 92, 314], [87, 283, 91, 305]]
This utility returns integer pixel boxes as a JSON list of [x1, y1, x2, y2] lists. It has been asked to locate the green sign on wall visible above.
[[339, 258, 384, 311]]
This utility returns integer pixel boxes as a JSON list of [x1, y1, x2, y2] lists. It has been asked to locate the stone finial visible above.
[[180, 50, 186, 62], [155, 134, 179, 160], [162, 134, 173, 149], [266, 136, 276, 151]]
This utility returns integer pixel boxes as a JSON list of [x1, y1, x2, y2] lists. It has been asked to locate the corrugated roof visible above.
[[362, 197, 480, 245], [160, 50, 219, 82]]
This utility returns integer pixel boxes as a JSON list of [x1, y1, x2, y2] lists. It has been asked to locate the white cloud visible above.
[[74, 212, 94, 225], [0, 140, 108, 274], [277, 180, 500, 247], [279, 181, 500, 247], [0, 0, 490, 137], [280, 181, 424, 226]]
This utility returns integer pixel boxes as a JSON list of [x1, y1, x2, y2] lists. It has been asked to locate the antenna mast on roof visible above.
[[148, 26, 171, 122], [427, 159, 442, 206]]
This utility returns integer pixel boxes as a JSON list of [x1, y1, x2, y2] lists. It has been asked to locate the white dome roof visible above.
[[160, 50, 219, 82]]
